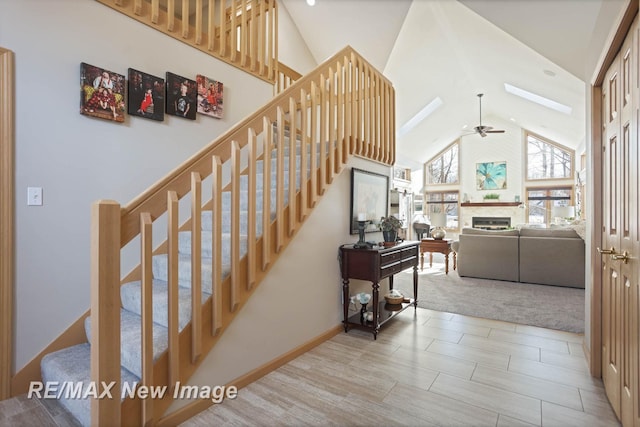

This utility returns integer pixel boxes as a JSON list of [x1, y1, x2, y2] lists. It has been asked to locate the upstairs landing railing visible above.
[[91, 45, 395, 426], [97, 0, 279, 83]]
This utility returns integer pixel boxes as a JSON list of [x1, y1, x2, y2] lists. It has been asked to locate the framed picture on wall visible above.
[[165, 72, 197, 120], [476, 161, 507, 190], [196, 74, 224, 119], [350, 168, 389, 235], [128, 68, 165, 121], [80, 63, 126, 122]]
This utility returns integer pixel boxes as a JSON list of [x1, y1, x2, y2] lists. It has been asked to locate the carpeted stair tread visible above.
[[121, 279, 211, 330], [41, 343, 139, 427], [152, 253, 230, 293], [85, 309, 168, 379], [178, 230, 249, 258]]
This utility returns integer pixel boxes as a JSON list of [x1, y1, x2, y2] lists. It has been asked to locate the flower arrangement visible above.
[[483, 193, 500, 200], [379, 215, 403, 232]]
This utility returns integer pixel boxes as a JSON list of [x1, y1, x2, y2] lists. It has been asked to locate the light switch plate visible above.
[[27, 187, 43, 206]]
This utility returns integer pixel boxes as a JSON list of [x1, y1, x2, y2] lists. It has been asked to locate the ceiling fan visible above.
[[470, 93, 505, 137]]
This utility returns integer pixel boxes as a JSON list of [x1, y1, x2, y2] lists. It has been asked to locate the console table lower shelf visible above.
[[339, 241, 419, 339], [345, 299, 417, 335]]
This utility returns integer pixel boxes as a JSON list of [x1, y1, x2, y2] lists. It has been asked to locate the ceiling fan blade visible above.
[[485, 130, 505, 133]]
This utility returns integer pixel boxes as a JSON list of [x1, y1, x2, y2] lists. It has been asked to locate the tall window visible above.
[[526, 186, 573, 224], [426, 141, 459, 184], [425, 191, 459, 229], [526, 132, 573, 180]]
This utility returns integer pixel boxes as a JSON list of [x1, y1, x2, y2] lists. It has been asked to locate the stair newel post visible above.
[[299, 88, 309, 222], [167, 191, 180, 390], [261, 117, 272, 271], [288, 97, 297, 237], [319, 73, 327, 195], [90, 200, 121, 427], [275, 107, 285, 253], [230, 141, 241, 312], [140, 212, 154, 427], [247, 129, 257, 290], [211, 156, 223, 336], [190, 172, 203, 362], [309, 81, 319, 208]]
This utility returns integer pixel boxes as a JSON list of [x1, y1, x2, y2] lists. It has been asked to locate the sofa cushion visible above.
[[519, 227, 580, 239], [461, 227, 520, 236]]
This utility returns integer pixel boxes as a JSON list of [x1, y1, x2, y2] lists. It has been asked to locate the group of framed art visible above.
[[79, 62, 224, 123]]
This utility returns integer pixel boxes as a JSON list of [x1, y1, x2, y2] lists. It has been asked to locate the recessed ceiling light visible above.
[[543, 69, 556, 77], [306, 0, 316, 5], [462, 124, 468, 130], [510, 117, 516, 122], [398, 97, 444, 137], [504, 83, 572, 115]]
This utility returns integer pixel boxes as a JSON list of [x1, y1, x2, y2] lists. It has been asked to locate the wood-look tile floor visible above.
[[0, 308, 620, 426], [183, 308, 620, 427]]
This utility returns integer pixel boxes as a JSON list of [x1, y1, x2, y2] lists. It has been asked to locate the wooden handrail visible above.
[[92, 45, 394, 424]]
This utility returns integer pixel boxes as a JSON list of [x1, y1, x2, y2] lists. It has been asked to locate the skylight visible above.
[[504, 83, 572, 115], [399, 97, 443, 137]]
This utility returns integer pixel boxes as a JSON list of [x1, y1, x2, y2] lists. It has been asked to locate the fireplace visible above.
[[472, 216, 511, 230]]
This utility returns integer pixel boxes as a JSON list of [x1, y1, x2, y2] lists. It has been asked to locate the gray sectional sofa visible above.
[[452, 227, 585, 288]]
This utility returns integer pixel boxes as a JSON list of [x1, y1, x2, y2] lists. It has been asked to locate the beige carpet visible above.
[[392, 254, 585, 333]]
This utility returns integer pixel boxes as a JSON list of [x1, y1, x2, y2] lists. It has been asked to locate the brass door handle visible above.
[[597, 247, 616, 255], [611, 251, 630, 264]]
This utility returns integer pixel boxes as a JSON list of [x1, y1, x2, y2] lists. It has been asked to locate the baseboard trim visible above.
[[157, 324, 342, 427]]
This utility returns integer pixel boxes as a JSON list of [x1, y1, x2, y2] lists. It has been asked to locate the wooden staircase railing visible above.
[[91, 45, 395, 426], [96, 0, 279, 83]]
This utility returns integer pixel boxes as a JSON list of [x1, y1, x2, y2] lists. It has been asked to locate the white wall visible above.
[[2, 0, 273, 372]]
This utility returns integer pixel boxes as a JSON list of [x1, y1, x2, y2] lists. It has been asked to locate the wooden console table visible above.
[[420, 238, 456, 274], [339, 241, 419, 339]]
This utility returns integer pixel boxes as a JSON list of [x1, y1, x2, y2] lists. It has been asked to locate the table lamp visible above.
[[430, 212, 447, 240]]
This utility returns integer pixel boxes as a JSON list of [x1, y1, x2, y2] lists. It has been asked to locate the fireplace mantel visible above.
[[461, 202, 521, 207]]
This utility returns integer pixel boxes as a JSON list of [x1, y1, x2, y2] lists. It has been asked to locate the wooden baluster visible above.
[[390, 85, 396, 165], [299, 88, 308, 221], [250, 0, 258, 71], [240, 0, 248, 67], [328, 66, 336, 182], [219, 0, 227, 56], [288, 97, 297, 236], [275, 107, 285, 252], [190, 172, 202, 362], [336, 61, 344, 172], [230, 0, 238, 62], [230, 141, 240, 311], [309, 81, 318, 208], [133, 0, 142, 15], [364, 64, 370, 159], [272, 0, 278, 81], [181, 0, 189, 39], [167, 191, 179, 388], [151, 0, 159, 24], [195, 0, 203, 45], [262, 117, 272, 270], [140, 212, 153, 427], [351, 53, 357, 155], [267, 0, 276, 80], [247, 129, 257, 289], [167, 0, 175, 32], [207, 0, 215, 51], [211, 156, 223, 336], [319, 73, 327, 195], [346, 56, 353, 155], [384, 82, 391, 165], [90, 200, 121, 427], [258, 0, 265, 75]]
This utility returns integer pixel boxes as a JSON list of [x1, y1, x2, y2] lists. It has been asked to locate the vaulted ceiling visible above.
[[280, 0, 628, 170]]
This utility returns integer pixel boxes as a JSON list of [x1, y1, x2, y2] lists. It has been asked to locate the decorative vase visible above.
[[382, 230, 397, 243], [431, 227, 446, 240]]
